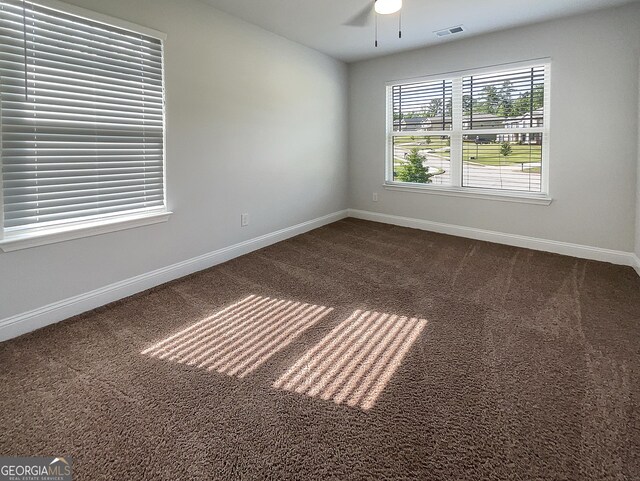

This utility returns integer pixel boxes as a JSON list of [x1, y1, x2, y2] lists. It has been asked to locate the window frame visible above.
[[384, 59, 552, 205], [0, 0, 171, 252]]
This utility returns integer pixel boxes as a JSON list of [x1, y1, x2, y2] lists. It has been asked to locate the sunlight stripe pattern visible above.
[[274, 310, 427, 410], [142, 295, 332, 378]]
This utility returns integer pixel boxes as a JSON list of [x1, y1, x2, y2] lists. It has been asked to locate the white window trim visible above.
[[383, 182, 552, 205], [0, 0, 170, 250], [0, 209, 172, 252], [384, 59, 552, 203]]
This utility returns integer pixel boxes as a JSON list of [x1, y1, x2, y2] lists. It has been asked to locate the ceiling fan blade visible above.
[[343, 2, 374, 27]]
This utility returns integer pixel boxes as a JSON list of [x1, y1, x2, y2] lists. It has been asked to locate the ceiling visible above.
[[199, 0, 638, 62]]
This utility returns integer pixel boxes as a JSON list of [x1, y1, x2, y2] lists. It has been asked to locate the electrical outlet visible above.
[[241, 213, 249, 227], [373, 192, 379, 202]]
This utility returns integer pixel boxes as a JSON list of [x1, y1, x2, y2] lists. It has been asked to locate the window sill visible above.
[[0, 210, 172, 252], [383, 182, 553, 205]]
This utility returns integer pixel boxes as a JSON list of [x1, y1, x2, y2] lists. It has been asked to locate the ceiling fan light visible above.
[[375, 0, 402, 15]]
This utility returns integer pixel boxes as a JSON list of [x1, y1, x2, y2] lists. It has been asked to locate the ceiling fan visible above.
[[345, 0, 403, 46]]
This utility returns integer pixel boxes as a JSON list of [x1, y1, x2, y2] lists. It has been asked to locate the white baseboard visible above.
[[633, 254, 640, 276], [348, 209, 638, 269], [0, 210, 348, 343]]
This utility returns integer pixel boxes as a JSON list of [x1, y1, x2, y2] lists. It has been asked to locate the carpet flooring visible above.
[[1, 218, 639, 480]]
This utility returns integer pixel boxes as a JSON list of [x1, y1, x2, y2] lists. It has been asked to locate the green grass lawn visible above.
[[462, 141, 541, 166], [393, 137, 541, 167]]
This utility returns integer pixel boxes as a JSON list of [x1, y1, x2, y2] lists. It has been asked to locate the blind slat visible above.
[[6, 183, 164, 203], [5, 194, 165, 216], [5, 199, 165, 227], [1, 2, 162, 53], [0, 74, 163, 100], [5, 189, 165, 210], [4, 176, 164, 193]]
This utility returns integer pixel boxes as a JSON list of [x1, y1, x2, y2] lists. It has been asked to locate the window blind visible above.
[[462, 66, 545, 130], [0, 0, 165, 231], [392, 79, 453, 132]]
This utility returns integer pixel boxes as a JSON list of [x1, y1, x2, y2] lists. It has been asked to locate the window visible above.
[[0, 0, 168, 250], [387, 62, 550, 199]]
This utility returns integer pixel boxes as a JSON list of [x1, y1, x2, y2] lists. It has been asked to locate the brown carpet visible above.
[[1, 218, 639, 480]]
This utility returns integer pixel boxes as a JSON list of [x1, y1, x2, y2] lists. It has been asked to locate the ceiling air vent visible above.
[[435, 25, 465, 38]]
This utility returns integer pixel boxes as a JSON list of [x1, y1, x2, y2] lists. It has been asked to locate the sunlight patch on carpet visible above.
[[142, 295, 333, 378], [273, 310, 427, 410]]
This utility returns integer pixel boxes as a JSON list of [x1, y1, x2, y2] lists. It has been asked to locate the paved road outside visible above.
[[395, 148, 541, 192]]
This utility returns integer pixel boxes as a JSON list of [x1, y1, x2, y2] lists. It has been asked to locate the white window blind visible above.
[[387, 63, 550, 195], [0, 0, 166, 233]]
